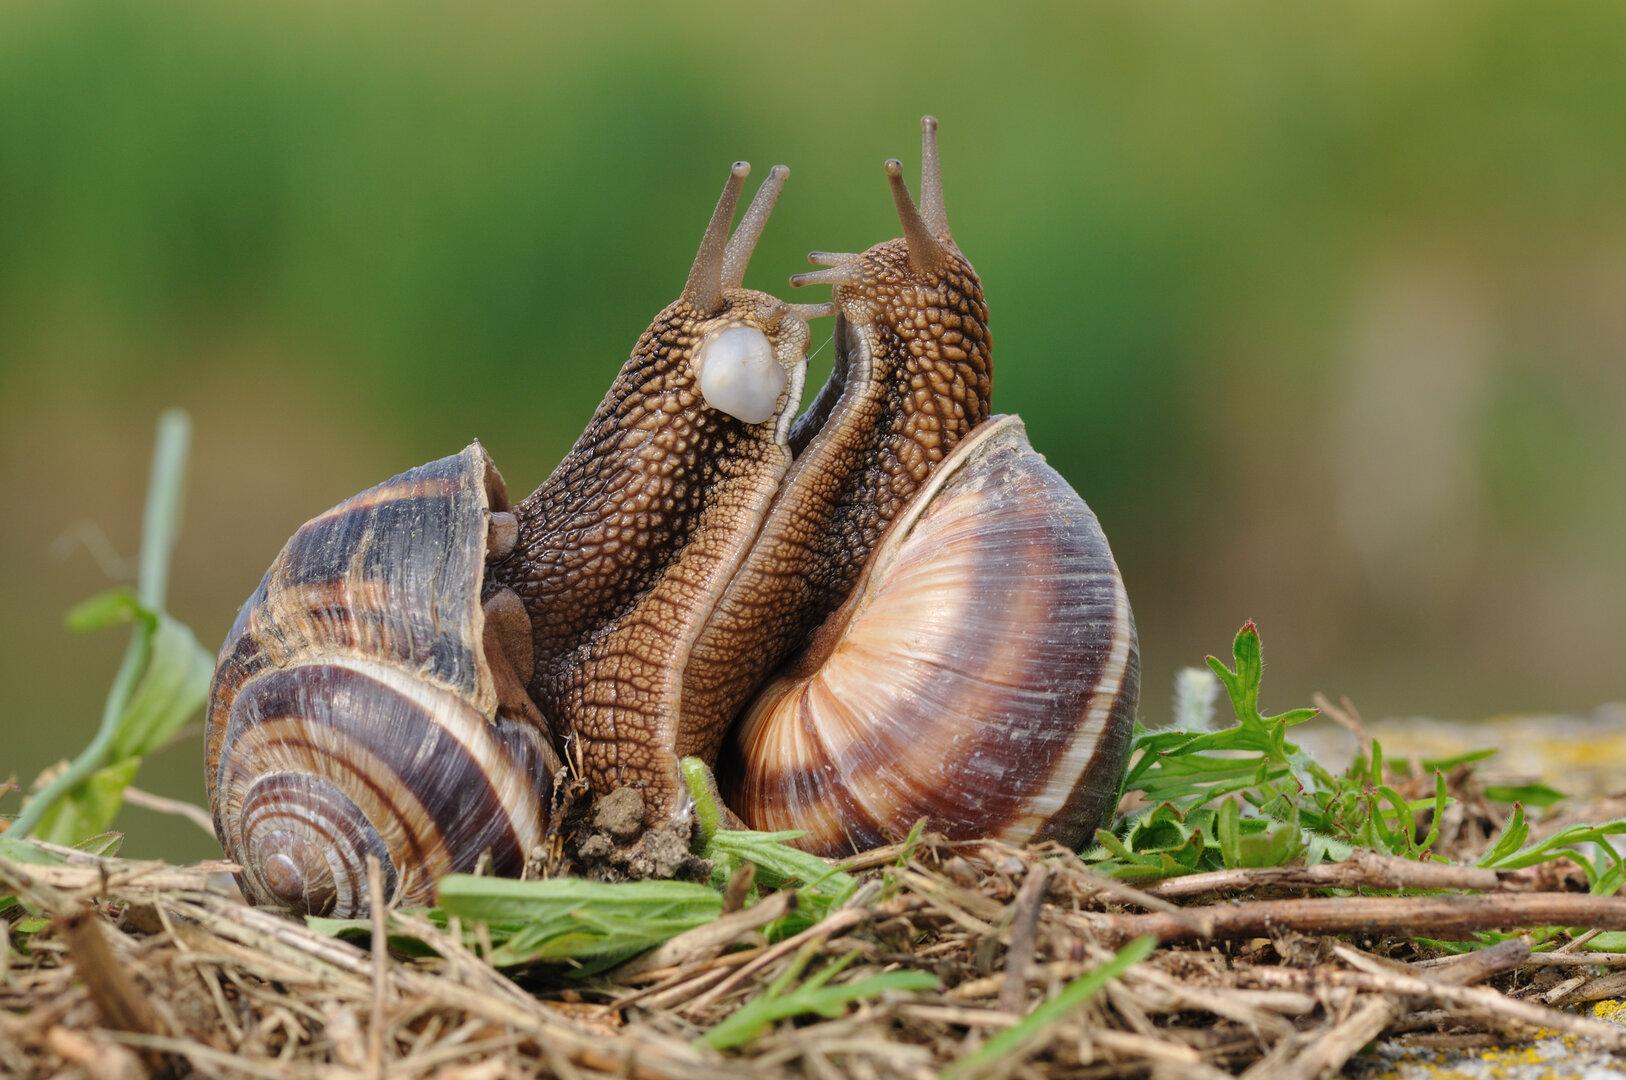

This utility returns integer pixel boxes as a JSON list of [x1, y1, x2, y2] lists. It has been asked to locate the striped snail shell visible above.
[[722, 414, 1138, 854], [204, 444, 555, 916]]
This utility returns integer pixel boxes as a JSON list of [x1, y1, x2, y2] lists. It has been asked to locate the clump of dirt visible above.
[[553, 782, 711, 883]]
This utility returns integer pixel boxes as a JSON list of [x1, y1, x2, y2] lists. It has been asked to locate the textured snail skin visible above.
[[204, 445, 554, 916], [721, 415, 1139, 854], [484, 169, 814, 824], [677, 182, 994, 766]]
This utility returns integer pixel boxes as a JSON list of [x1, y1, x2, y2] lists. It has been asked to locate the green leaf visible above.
[[1594, 857, 1626, 898], [1577, 932, 1626, 953], [73, 831, 125, 858], [19, 565, 211, 844], [28, 758, 141, 847], [1483, 783, 1567, 809], [61, 587, 213, 764], [108, 606, 213, 760], [1216, 800, 1235, 871], [1417, 748, 1498, 772], [1479, 812, 1626, 879], [65, 588, 152, 634], [435, 876, 723, 966]]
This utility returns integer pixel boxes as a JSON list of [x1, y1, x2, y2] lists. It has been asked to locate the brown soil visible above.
[[550, 781, 711, 884]]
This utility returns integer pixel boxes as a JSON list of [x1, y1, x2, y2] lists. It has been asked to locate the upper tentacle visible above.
[[681, 162, 750, 313]]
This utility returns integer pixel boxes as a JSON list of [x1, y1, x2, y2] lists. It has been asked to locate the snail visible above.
[[205, 120, 1139, 916]]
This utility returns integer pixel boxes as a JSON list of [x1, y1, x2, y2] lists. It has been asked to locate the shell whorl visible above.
[[721, 415, 1139, 855], [204, 444, 552, 916]]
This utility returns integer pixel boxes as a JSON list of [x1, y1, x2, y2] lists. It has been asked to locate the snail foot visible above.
[[559, 785, 711, 884]]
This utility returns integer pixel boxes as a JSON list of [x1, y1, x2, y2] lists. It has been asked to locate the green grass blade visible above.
[[11, 410, 196, 840], [941, 936, 1157, 1079], [700, 967, 938, 1050], [136, 408, 192, 612]]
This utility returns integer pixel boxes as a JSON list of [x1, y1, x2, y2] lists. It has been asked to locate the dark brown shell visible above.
[[721, 416, 1139, 855], [204, 443, 552, 916]]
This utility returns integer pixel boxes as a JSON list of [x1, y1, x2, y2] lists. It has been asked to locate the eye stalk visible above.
[[695, 324, 786, 425]]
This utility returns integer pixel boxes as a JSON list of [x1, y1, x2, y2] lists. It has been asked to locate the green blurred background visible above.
[[3, 1, 1624, 860]]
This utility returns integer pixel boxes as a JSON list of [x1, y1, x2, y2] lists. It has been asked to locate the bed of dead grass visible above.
[[8, 765, 1626, 1080]]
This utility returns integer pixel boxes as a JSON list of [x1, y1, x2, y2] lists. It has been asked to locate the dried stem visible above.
[[1104, 892, 1626, 943]]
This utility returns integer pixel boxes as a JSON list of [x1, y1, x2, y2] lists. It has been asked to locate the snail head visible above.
[[778, 116, 992, 468], [663, 162, 833, 437]]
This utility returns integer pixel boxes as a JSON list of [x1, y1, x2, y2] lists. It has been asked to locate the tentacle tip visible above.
[[788, 301, 837, 320], [921, 115, 939, 134], [768, 163, 789, 180], [789, 268, 854, 289], [884, 158, 904, 179], [731, 160, 751, 179]]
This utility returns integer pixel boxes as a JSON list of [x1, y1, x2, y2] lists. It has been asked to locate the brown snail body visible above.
[[205, 121, 1139, 915]]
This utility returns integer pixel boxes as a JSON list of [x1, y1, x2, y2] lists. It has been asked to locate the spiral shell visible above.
[[722, 415, 1139, 855], [204, 444, 553, 916]]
